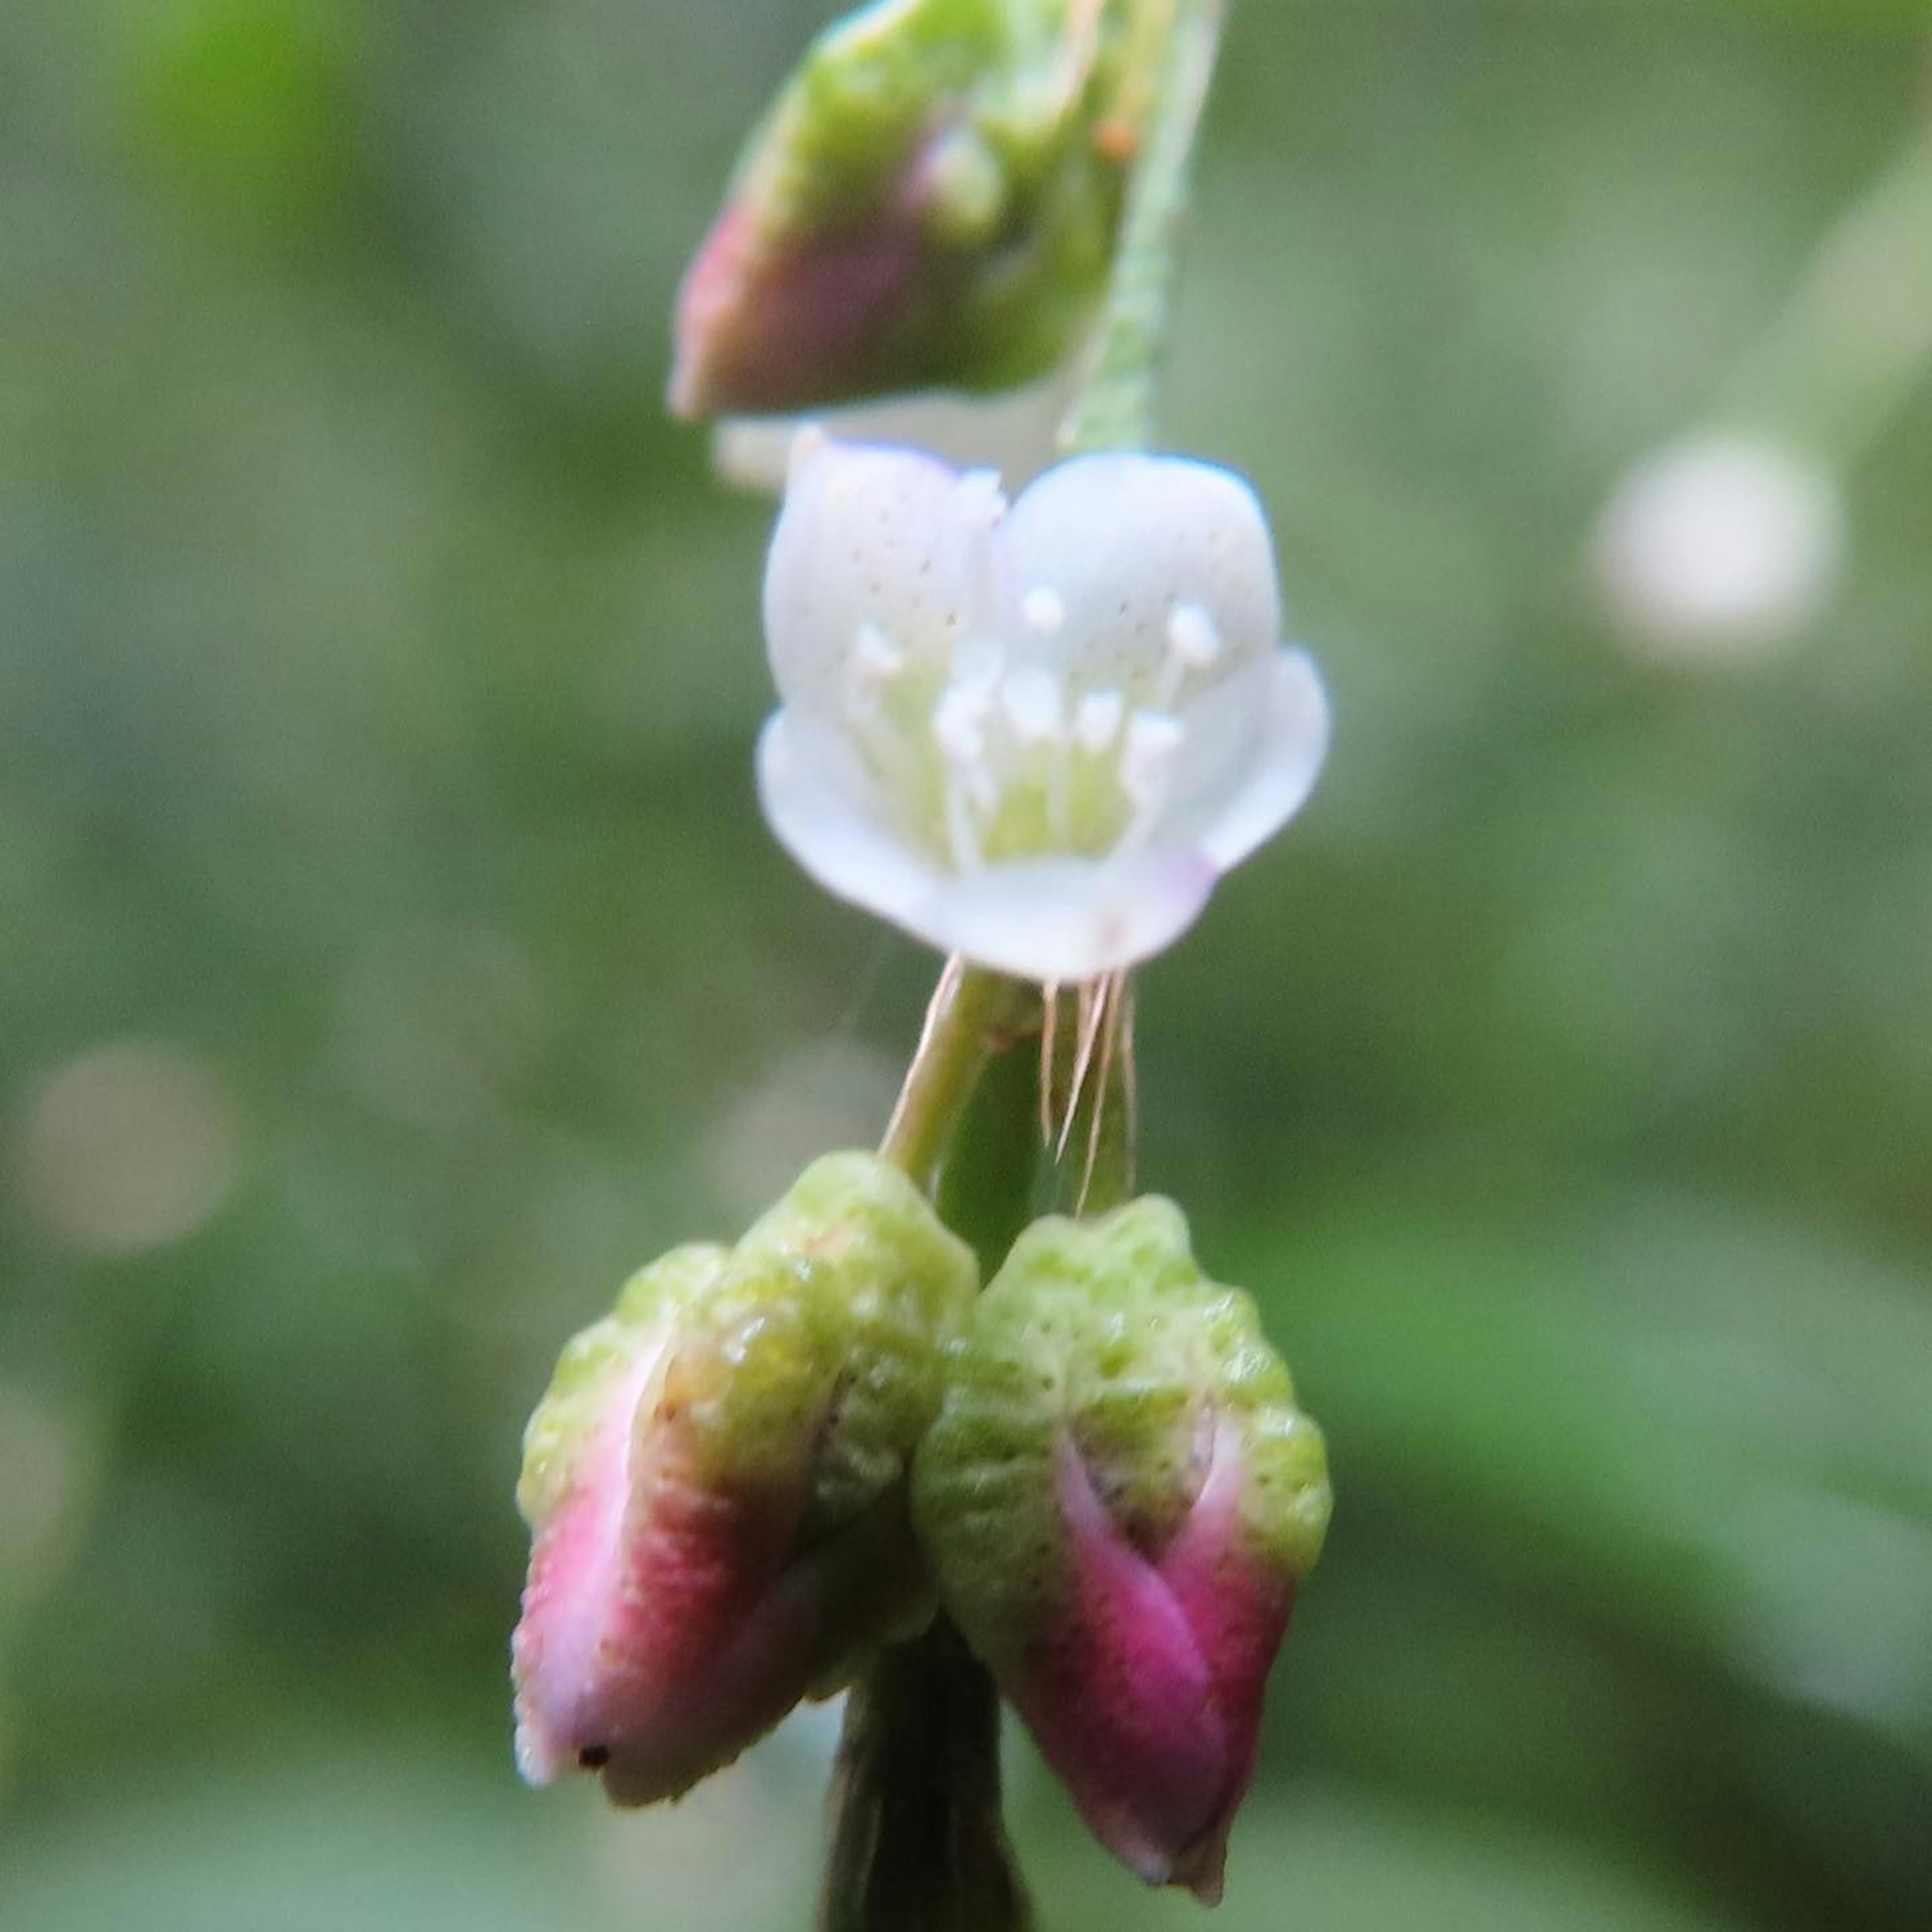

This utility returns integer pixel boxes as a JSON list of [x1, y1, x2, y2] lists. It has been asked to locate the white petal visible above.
[[758, 715, 1218, 980], [904, 850, 1220, 982], [757, 712, 950, 925], [1187, 649, 1331, 871], [994, 453, 1281, 700], [762, 442, 1000, 725]]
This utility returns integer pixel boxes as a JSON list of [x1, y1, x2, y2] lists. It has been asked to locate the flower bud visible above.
[[669, 0, 1137, 419], [512, 1152, 978, 1805], [912, 1199, 1330, 1901]]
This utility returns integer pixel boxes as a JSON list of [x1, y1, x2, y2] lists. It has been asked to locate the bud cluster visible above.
[[511, 1167, 1330, 1899]]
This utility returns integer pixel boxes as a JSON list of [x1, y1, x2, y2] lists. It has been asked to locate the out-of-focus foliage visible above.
[[3, 2, 1930, 1929]]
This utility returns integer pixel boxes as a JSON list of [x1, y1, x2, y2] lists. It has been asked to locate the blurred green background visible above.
[[5, 2, 1932, 1927]]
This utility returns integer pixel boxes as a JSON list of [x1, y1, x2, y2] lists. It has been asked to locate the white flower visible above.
[[756, 439, 1331, 982], [1593, 433, 1846, 661]]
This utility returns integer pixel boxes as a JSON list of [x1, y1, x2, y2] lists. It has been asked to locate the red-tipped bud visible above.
[[511, 1154, 977, 1804], [912, 1199, 1331, 1900], [669, 0, 1138, 419]]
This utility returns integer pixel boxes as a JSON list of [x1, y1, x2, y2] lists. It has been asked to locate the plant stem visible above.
[[878, 959, 1037, 1197], [1058, 0, 1229, 457], [936, 1037, 1046, 1280], [818, 1619, 1033, 1932], [836, 980, 1040, 1932]]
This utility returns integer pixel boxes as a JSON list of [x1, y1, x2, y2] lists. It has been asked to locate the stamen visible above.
[[1154, 602, 1222, 709], [932, 683, 990, 765], [1000, 666, 1065, 744], [1117, 709, 1185, 809], [933, 680, 996, 874], [853, 622, 904, 679], [1021, 586, 1067, 636], [1074, 688, 1126, 753], [1167, 602, 1221, 668]]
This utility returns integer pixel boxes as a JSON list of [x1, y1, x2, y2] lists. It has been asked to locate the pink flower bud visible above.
[[912, 1199, 1331, 1900], [669, 193, 930, 421], [512, 1155, 977, 1805], [1023, 1421, 1292, 1901], [668, 0, 1135, 419]]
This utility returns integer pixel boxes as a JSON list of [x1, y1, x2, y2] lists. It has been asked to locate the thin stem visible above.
[[938, 1038, 1045, 1281], [879, 960, 1036, 1195], [1058, 0, 1228, 456]]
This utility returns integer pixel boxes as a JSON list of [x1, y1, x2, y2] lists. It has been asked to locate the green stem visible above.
[[819, 1619, 1033, 1932], [1059, 0, 1229, 456], [878, 960, 1037, 1197], [936, 1037, 1047, 1280], [832, 978, 1040, 1932]]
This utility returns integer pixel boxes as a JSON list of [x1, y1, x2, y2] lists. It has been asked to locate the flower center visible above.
[[840, 592, 1228, 876]]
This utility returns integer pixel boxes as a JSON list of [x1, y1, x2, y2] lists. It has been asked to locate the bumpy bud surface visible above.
[[912, 1198, 1330, 1901], [669, 0, 1140, 418], [512, 1153, 978, 1805]]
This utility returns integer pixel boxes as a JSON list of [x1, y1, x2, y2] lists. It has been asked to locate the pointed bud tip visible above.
[[1176, 1838, 1229, 1907]]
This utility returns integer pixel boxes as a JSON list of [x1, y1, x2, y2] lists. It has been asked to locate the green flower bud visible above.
[[913, 1198, 1331, 1900], [512, 1153, 978, 1806]]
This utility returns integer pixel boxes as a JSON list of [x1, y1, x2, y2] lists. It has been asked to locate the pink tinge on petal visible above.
[[669, 199, 927, 419], [512, 1350, 663, 1787], [1007, 1428, 1295, 1901], [1009, 1443, 1230, 1887], [511, 1375, 813, 1805], [1155, 1422, 1297, 1903]]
